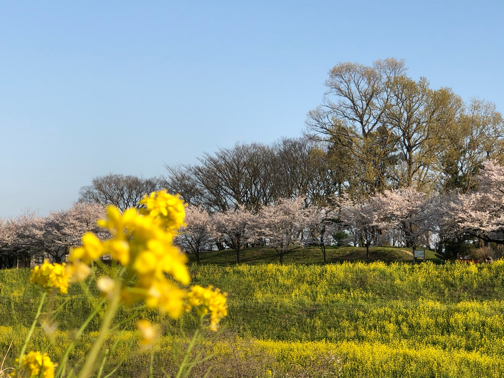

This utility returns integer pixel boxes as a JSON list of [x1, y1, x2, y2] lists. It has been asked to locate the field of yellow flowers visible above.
[[2, 260, 504, 377]]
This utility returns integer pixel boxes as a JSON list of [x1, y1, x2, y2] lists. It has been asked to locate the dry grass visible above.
[[0, 341, 13, 378]]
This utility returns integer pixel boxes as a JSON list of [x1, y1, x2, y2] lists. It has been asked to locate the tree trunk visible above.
[[366, 243, 370, 262], [322, 244, 326, 264], [235, 247, 240, 264], [195, 251, 201, 266]]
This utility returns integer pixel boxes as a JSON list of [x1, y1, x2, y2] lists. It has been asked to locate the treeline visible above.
[[165, 138, 329, 212], [2, 160, 504, 268], [177, 159, 504, 265], [166, 59, 503, 210], [0, 203, 106, 268], [1, 58, 503, 266]]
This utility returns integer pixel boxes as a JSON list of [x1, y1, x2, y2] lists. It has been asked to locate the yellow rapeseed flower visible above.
[[103, 239, 130, 265], [185, 285, 228, 331], [133, 240, 190, 286], [66, 190, 194, 319], [66, 261, 91, 283], [9, 351, 56, 378], [69, 232, 104, 264], [29, 260, 70, 294], [96, 276, 116, 301], [145, 280, 186, 318], [136, 320, 160, 349], [139, 190, 186, 231]]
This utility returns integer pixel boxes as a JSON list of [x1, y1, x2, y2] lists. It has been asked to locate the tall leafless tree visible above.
[[79, 174, 163, 211]]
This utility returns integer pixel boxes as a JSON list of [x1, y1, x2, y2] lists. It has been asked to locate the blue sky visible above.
[[1, 0, 503, 218]]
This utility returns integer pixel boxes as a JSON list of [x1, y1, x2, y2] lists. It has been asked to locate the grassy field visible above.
[[1, 248, 503, 377]]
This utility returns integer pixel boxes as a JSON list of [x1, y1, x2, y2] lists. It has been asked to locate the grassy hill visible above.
[[188, 245, 441, 266]]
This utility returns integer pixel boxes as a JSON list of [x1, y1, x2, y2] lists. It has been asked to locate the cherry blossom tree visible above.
[[42, 203, 108, 262], [372, 187, 436, 249], [176, 206, 215, 265], [10, 212, 47, 264], [441, 160, 504, 244], [79, 174, 163, 211], [251, 197, 308, 265], [213, 206, 254, 264], [337, 197, 380, 262], [0, 218, 22, 268], [0, 203, 107, 265], [304, 207, 338, 263]]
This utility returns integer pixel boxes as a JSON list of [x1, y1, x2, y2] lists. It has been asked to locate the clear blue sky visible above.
[[1, 0, 503, 218]]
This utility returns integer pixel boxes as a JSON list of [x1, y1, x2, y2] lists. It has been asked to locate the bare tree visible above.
[[79, 174, 163, 211], [271, 138, 330, 206], [163, 165, 205, 207], [164, 138, 330, 211], [306, 58, 407, 196], [165, 142, 280, 212]]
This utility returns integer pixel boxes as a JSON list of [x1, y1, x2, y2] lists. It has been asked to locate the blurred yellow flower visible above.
[[96, 276, 116, 301], [69, 232, 104, 264], [104, 239, 130, 265], [29, 260, 70, 294], [66, 261, 91, 283], [136, 320, 160, 349], [62, 190, 212, 321], [9, 351, 56, 378], [144, 279, 186, 318], [133, 240, 190, 286], [139, 190, 186, 230]]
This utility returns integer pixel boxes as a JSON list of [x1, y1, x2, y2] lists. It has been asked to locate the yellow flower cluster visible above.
[[138, 190, 186, 231], [68, 190, 190, 318], [29, 260, 70, 294], [185, 285, 227, 331], [9, 351, 56, 378], [256, 339, 503, 377]]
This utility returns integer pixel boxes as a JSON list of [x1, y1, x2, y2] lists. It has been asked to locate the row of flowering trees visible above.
[[176, 197, 332, 265], [177, 159, 504, 263], [337, 159, 504, 260], [2, 160, 504, 267], [0, 203, 107, 268]]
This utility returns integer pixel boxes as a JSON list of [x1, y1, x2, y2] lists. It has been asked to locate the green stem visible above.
[[149, 351, 154, 378], [101, 339, 135, 378], [55, 299, 106, 378], [16, 292, 47, 373], [175, 316, 203, 378], [77, 287, 121, 378], [95, 349, 109, 378]]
